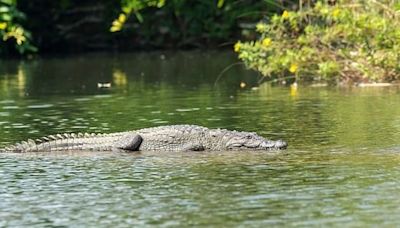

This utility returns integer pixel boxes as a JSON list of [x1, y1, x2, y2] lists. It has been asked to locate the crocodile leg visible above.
[[182, 143, 205, 151], [114, 133, 143, 151]]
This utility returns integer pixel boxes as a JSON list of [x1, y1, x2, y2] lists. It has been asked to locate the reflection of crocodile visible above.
[[1, 125, 287, 152]]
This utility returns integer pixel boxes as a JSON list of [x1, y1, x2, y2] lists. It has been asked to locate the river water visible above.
[[1, 51, 400, 227]]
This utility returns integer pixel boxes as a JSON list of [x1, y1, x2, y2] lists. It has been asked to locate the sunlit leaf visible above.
[[134, 11, 143, 23], [0, 22, 6, 30], [217, 0, 224, 8], [0, 6, 10, 13], [0, 13, 11, 21], [0, 0, 14, 5]]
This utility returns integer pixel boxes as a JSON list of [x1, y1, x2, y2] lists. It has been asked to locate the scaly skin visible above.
[[1, 125, 288, 152]]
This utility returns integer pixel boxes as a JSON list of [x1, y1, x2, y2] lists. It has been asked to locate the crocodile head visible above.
[[224, 132, 287, 150]]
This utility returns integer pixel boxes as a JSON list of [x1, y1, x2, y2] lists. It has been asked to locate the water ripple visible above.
[[27, 104, 54, 109]]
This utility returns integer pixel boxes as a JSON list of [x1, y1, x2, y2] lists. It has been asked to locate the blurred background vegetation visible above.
[[236, 0, 400, 84], [1, 0, 398, 84], [0, 0, 296, 55]]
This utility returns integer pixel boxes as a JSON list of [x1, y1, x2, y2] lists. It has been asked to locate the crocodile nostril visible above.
[[260, 141, 275, 149], [260, 140, 287, 149], [275, 140, 288, 149]]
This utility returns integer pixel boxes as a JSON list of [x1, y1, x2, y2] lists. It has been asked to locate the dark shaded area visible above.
[[18, 0, 119, 53], [15, 0, 293, 54]]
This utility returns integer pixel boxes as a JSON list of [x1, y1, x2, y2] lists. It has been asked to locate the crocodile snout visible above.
[[260, 140, 288, 150], [274, 140, 288, 149]]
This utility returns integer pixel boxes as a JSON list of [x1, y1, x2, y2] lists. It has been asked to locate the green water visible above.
[[1, 51, 400, 227]]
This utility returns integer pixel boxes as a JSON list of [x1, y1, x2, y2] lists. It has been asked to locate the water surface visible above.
[[1, 51, 400, 227]]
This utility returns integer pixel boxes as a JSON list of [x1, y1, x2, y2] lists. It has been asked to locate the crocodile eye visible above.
[[210, 132, 219, 137]]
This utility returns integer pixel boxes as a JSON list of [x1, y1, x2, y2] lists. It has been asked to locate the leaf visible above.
[[0, 0, 14, 5], [0, 22, 6, 29], [0, 13, 11, 21], [395, 3, 400, 11], [122, 6, 132, 14], [0, 6, 10, 13], [217, 0, 224, 8], [134, 11, 143, 23], [263, 0, 284, 10]]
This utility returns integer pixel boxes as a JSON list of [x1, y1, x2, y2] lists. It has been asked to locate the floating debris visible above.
[[97, 82, 111, 88], [27, 104, 54, 109], [357, 83, 393, 87], [310, 83, 328, 87]]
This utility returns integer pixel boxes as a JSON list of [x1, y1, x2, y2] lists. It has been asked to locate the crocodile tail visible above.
[[0, 132, 107, 152], [1, 138, 40, 152]]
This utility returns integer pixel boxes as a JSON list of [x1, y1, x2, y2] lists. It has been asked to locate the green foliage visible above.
[[0, 0, 36, 55], [111, 0, 283, 48], [236, 0, 400, 84], [110, 0, 166, 32], [0, 0, 296, 55]]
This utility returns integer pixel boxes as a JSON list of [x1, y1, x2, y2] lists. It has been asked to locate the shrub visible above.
[[235, 0, 400, 84], [110, 0, 284, 48], [0, 0, 36, 55]]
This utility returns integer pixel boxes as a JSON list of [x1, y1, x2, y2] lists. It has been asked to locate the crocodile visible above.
[[0, 125, 287, 153]]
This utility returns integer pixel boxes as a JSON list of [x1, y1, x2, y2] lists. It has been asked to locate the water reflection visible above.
[[0, 64, 27, 98], [0, 51, 257, 97], [112, 69, 128, 87]]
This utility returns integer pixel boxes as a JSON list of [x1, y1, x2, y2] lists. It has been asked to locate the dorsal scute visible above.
[[27, 139, 36, 146], [41, 136, 50, 142], [48, 135, 57, 140], [15, 143, 22, 150], [4, 145, 16, 151], [3, 130, 117, 152], [21, 141, 32, 150]]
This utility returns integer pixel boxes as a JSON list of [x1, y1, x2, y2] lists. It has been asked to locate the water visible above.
[[1, 51, 400, 227]]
